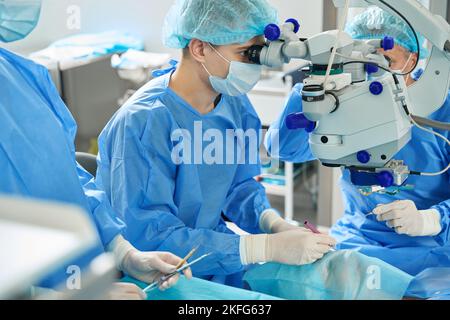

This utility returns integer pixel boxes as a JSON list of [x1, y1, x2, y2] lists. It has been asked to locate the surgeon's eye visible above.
[[239, 50, 248, 58]]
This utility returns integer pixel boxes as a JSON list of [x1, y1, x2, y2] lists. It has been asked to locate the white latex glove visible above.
[[373, 200, 442, 237], [108, 235, 192, 290], [122, 250, 193, 290], [105, 283, 146, 300], [240, 229, 336, 266], [259, 209, 302, 233]]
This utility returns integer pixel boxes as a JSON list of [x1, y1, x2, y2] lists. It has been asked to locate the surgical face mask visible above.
[[0, 0, 42, 43], [202, 43, 262, 96]]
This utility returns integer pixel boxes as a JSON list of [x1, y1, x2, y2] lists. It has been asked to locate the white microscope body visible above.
[[249, 0, 450, 188]]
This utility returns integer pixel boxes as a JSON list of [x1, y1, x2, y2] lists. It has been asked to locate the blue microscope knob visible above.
[[305, 121, 316, 133], [357, 151, 371, 164], [412, 68, 424, 81], [285, 18, 300, 33], [365, 63, 379, 74], [264, 23, 281, 41], [381, 36, 395, 51], [286, 113, 316, 132], [369, 81, 384, 95], [377, 171, 395, 188]]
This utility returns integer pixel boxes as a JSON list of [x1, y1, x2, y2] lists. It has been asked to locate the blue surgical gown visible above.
[[265, 83, 450, 276], [0, 48, 125, 286], [96, 71, 271, 287]]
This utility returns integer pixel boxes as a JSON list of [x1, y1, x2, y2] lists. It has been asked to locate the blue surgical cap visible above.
[[346, 6, 429, 59], [162, 0, 278, 49]]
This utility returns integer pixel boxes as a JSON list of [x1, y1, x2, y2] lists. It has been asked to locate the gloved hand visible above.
[[121, 250, 193, 290], [105, 283, 147, 300], [259, 209, 303, 233], [268, 229, 337, 265], [108, 235, 192, 290], [241, 229, 336, 266], [373, 200, 442, 237]]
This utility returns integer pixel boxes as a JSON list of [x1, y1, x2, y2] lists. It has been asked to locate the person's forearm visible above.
[[77, 163, 125, 247], [140, 225, 244, 276], [107, 234, 135, 271], [259, 209, 301, 233], [432, 201, 450, 244], [259, 209, 283, 233], [239, 234, 268, 265], [267, 127, 314, 162], [223, 179, 271, 234]]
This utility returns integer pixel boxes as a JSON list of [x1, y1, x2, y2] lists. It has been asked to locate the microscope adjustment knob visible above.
[[285, 18, 300, 33], [365, 64, 379, 74], [264, 24, 281, 41], [377, 171, 395, 188], [369, 81, 384, 95], [381, 36, 395, 51], [286, 113, 316, 133], [357, 151, 371, 164]]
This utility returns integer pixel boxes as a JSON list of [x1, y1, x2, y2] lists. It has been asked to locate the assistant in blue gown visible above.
[[265, 82, 450, 276], [0, 47, 125, 286], [96, 69, 272, 287]]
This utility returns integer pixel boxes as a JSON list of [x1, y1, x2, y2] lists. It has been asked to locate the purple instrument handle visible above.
[[304, 221, 336, 252], [304, 220, 321, 234]]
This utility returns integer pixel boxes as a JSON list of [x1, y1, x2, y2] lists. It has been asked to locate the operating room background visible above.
[[1, 0, 448, 229], [1, 0, 327, 227], [2, 0, 325, 55]]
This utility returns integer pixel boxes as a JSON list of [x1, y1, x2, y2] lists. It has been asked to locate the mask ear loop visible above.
[[208, 43, 231, 64], [203, 43, 232, 80], [405, 73, 411, 85], [401, 53, 414, 85], [400, 53, 414, 73], [201, 43, 216, 77], [201, 63, 212, 77]]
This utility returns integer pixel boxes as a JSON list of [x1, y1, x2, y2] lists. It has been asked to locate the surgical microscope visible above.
[[247, 0, 450, 195]]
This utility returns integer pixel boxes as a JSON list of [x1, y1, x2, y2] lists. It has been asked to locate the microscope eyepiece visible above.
[[246, 45, 265, 65]]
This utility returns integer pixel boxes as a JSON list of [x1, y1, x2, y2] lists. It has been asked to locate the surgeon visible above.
[[96, 0, 336, 288], [0, 0, 191, 299], [265, 6, 450, 276]]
